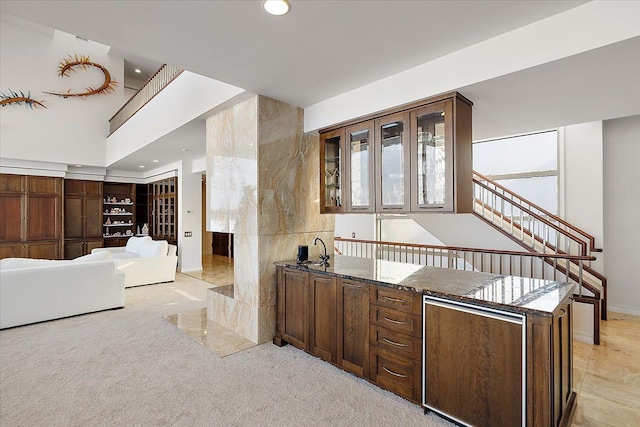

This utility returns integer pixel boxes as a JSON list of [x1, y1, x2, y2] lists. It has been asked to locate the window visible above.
[[473, 131, 558, 214]]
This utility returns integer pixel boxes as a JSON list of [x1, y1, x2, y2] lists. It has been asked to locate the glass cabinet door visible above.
[[345, 121, 375, 212], [375, 112, 410, 211], [411, 100, 453, 211], [320, 129, 345, 213]]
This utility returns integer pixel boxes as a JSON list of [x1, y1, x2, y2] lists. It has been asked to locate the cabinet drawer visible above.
[[370, 286, 421, 314], [370, 305, 422, 337], [370, 325, 421, 361], [370, 346, 421, 403]]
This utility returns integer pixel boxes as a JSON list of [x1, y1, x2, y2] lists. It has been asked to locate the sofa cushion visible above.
[[138, 240, 168, 258], [125, 236, 152, 256], [111, 252, 141, 260], [0, 258, 67, 270], [72, 251, 113, 263]]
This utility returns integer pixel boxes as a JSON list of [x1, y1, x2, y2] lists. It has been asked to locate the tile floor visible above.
[[571, 312, 640, 426], [167, 254, 255, 357], [180, 255, 640, 425]]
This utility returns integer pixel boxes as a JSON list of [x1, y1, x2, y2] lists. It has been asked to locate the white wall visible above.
[[141, 160, 202, 273], [380, 216, 444, 246], [559, 122, 605, 271], [106, 71, 244, 166], [334, 214, 375, 240], [409, 213, 523, 251], [303, 2, 640, 132], [0, 17, 124, 167], [603, 115, 640, 315], [178, 162, 203, 272]]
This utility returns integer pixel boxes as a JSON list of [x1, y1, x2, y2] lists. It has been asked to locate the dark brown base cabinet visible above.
[[0, 241, 60, 259], [0, 174, 63, 260], [63, 239, 104, 260], [275, 264, 576, 426], [423, 296, 576, 427], [276, 267, 309, 350], [369, 286, 422, 403], [275, 266, 419, 402], [64, 179, 103, 259]]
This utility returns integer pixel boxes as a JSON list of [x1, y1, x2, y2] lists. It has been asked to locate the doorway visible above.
[[212, 232, 233, 257]]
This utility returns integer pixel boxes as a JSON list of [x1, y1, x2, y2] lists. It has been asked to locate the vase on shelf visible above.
[[136, 225, 141, 235], [141, 223, 149, 235]]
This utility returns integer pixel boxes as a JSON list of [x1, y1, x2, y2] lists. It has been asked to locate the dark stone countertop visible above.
[[275, 255, 575, 317]]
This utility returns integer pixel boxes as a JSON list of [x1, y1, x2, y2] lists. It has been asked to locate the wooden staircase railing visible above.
[[471, 171, 607, 344], [334, 237, 601, 344]]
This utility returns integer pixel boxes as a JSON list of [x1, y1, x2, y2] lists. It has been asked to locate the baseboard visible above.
[[607, 304, 640, 316]]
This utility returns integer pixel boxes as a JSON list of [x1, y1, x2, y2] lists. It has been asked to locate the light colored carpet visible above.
[[0, 273, 452, 426]]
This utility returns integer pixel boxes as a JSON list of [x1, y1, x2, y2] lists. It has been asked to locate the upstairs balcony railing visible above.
[[108, 64, 183, 135]]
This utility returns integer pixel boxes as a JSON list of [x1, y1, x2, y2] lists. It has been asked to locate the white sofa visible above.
[[0, 251, 125, 329], [92, 236, 178, 287]]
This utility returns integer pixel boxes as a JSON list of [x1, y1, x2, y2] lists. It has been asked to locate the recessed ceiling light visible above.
[[138, 165, 145, 168], [263, 0, 290, 16], [134, 68, 141, 74], [181, 148, 190, 152], [152, 159, 160, 163], [74, 164, 82, 168]]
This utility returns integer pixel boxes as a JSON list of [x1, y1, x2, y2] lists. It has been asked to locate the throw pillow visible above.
[[125, 235, 152, 256], [138, 240, 168, 258]]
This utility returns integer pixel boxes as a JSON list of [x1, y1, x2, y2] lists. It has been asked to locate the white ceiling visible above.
[[1, 0, 639, 172], [0, 0, 588, 108]]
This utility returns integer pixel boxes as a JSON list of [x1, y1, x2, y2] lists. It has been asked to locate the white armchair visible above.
[[92, 236, 178, 287]]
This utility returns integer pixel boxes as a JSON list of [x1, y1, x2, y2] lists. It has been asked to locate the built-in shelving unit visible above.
[[150, 177, 177, 245], [102, 183, 136, 247]]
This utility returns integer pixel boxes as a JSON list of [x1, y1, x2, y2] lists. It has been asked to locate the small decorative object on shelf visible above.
[[102, 182, 136, 247], [136, 225, 141, 235], [141, 223, 149, 235]]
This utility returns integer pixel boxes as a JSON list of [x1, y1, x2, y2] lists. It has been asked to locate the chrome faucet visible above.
[[313, 237, 331, 267]]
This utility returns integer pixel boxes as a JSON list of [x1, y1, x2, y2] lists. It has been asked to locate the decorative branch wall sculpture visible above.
[[0, 89, 46, 109], [44, 54, 118, 98]]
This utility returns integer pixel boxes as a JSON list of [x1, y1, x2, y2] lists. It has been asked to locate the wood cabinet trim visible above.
[[318, 91, 472, 133]]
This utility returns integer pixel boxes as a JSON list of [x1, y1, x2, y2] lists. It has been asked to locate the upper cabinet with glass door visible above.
[[410, 94, 473, 213], [375, 112, 410, 212], [319, 92, 473, 214], [345, 121, 375, 213], [320, 129, 345, 213], [410, 101, 453, 211]]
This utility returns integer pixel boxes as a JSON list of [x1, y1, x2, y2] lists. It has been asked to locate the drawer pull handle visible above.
[[557, 308, 567, 318], [382, 337, 407, 347], [383, 366, 407, 378], [342, 282, 362, 289], [383, 296, 407, 304], [383, 316, 406, 325]]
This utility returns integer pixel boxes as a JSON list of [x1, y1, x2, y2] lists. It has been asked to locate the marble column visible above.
[[206, 95, 334, 344]]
